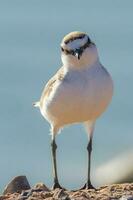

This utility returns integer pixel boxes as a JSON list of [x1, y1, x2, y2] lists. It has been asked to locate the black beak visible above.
[[74, 49, 82, 60]]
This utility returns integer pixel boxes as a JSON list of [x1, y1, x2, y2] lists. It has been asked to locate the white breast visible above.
[[41, 64, 113, 128]]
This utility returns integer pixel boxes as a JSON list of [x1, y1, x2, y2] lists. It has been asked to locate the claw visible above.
[[52, 182, 65, 190], [79, 183, 96, 190]]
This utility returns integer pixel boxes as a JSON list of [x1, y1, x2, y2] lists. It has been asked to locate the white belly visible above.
[[41, 65, 113, 127]]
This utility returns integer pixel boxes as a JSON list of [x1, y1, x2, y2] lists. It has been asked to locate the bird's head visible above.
[[61, 31, 99, 68]]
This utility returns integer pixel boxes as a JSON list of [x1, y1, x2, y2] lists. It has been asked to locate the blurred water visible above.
[[0, 0, 133, 191]]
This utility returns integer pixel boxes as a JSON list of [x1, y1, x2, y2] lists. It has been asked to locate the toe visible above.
[[52, 182, 65, 190]]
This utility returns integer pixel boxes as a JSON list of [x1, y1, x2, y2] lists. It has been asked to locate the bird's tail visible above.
[[32, 101, 40, 108]]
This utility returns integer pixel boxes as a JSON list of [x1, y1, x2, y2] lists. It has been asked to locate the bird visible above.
[[33, 31, 113, 190]]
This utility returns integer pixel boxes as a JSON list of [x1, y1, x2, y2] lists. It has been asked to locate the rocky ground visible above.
[[0, 176, 133, 200]]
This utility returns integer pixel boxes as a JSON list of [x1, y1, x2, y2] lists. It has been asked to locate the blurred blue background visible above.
[[0, 0, 133, 191]]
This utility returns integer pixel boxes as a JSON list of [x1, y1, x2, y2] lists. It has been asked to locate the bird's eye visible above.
[[61, 47, 64, 52]]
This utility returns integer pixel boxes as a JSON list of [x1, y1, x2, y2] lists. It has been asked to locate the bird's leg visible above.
[[86, 137, 95, 189], [80, 137, 95, 190], [51, 138, 62, 189]]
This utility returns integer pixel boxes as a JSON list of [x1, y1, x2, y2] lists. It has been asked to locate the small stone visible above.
[[119, 195, 133, 200], [18, 189, 32, 199], [3, 176, 31, 195], [18, 183, 50, 200], [33, 183, 50, 192], [0, 195, 9, 200], [40, 191, 53, 198], [53, 189, 70, 200]]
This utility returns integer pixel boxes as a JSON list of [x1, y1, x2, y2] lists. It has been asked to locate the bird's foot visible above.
[[52, 182, 65, 190], [71, 182, 95, 192], [79, 182, 96, 190]]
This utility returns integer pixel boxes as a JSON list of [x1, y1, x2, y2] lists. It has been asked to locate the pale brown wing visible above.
[[40, 66, 65, 107]]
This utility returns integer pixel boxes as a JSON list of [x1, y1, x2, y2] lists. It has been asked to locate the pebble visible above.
[[3, 176, 31, 195], [119, 195, 133, 200]]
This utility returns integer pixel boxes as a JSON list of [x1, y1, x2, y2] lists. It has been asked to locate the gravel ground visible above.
[[0, 183, 133, 200]]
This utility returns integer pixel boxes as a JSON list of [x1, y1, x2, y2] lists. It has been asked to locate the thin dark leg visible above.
[[51, 138, 62, 189], [79, 137, 95, 190], [86, 137, 94, 189]]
